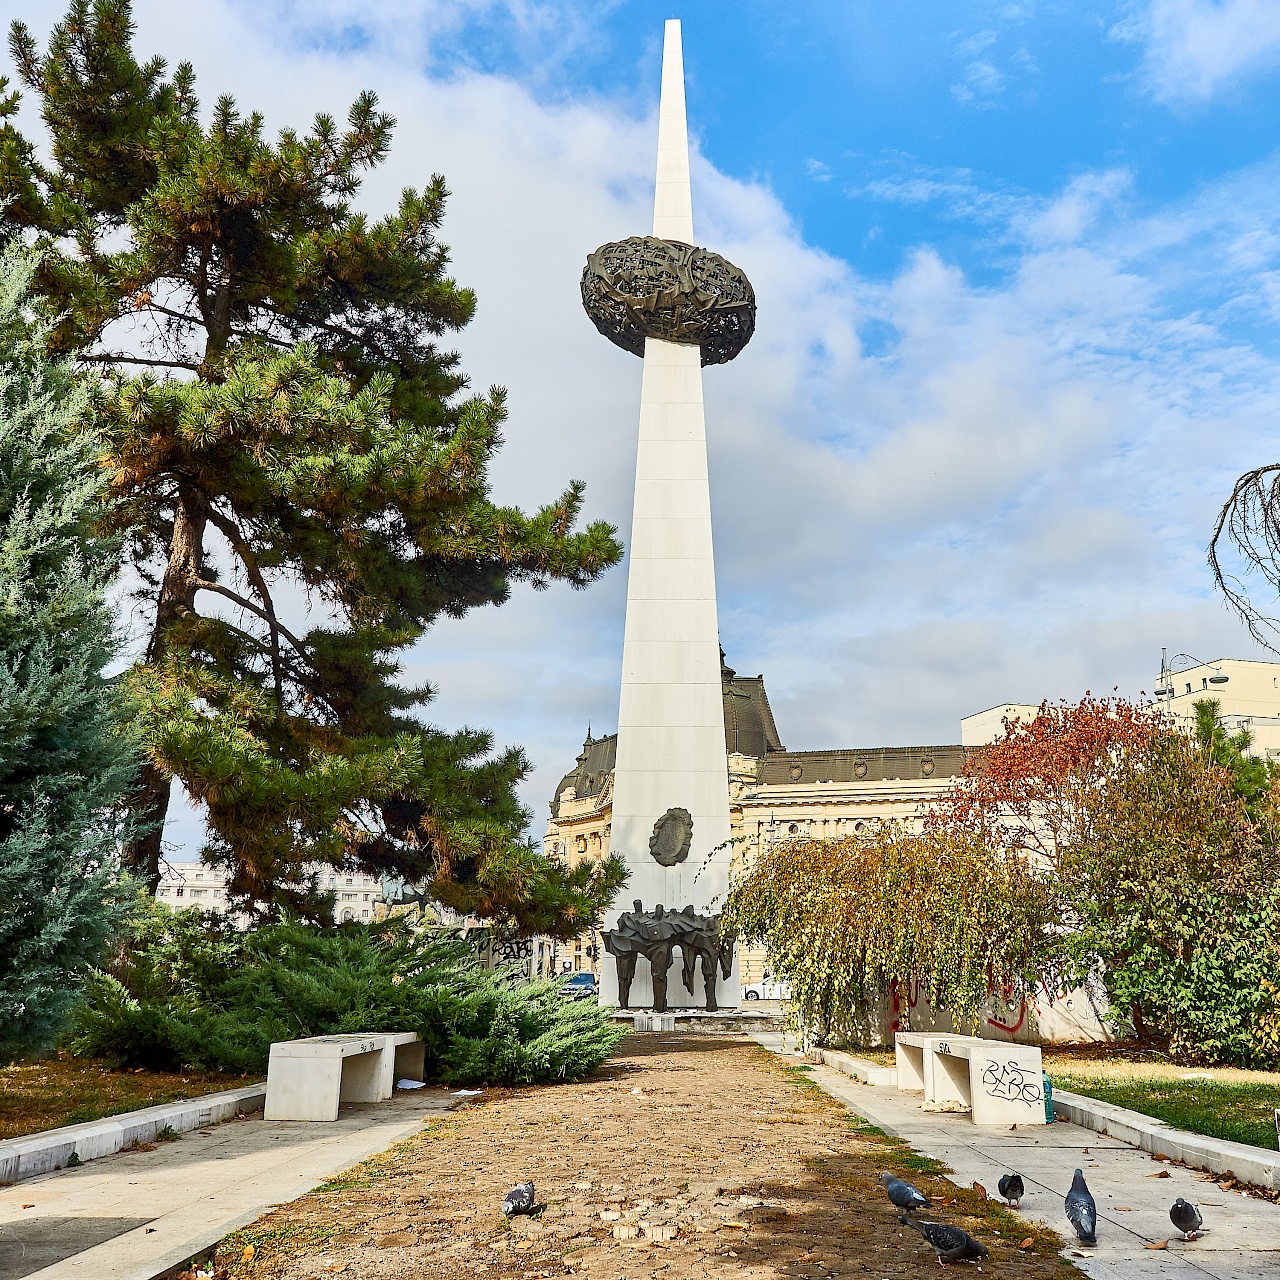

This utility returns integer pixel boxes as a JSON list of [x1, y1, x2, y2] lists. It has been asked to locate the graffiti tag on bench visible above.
[[980, 1060, 1043, 1108]]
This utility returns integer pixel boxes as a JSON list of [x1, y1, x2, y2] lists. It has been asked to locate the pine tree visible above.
[[0, 2, 625, 931], [0, 240, 134, 1059]]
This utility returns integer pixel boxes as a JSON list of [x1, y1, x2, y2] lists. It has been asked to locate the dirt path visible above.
[[213, 1034, 1065, 1279]]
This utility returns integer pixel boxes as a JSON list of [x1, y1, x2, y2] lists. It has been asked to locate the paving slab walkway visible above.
[[0, 1089, 457, 1280], [754, 1034, 1280, 1279]]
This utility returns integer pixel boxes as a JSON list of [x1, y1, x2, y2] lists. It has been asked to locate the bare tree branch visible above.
[[79, 353, 201, 371], [191, 576, 307, 655], [1208, 462, 1280, 652], [206, 506, 287, 709]]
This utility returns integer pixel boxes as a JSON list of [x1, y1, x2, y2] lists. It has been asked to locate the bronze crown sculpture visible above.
[[581, 236, 756, 365]]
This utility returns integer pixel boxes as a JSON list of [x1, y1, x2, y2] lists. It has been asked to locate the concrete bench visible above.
[[927, 1036, 1047, 1126], [264, 1033, 421, 1122], [894, 1032, 982, 1096]]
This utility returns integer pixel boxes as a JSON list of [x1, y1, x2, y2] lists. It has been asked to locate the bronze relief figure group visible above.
[[603, 899, 733, 1012]]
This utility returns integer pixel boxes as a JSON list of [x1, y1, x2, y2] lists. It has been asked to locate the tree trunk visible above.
[[122, 487, 208, 891]]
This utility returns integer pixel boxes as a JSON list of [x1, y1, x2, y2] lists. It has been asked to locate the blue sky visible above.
[[13, 0, 1280, 854]]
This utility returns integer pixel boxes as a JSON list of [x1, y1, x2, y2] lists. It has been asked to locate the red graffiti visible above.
[[985, 1000, 1028, 1036]]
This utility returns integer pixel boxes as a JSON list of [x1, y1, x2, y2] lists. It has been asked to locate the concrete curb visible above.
[[808, 1048, 898, 1088], [1053, 1088, 1280, 1191], [0, 1084, 265, 1185]]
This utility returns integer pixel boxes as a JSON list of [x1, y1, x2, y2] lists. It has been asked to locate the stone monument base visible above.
[[609, 1007, 785, 1035]]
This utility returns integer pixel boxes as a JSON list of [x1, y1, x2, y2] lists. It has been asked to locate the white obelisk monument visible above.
[[599, 19, 740, 1009]]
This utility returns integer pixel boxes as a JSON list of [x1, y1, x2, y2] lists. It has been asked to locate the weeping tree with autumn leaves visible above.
[[0, 1, 626, 933], [726, 696, 1280, 1064]]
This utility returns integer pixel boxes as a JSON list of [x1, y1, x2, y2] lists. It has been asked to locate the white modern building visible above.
[[1154, 656, 1280, 757], [960, 703, 1041, 747]]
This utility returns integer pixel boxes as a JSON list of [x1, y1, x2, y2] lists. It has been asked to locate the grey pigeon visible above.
[[1065, 1168, 1097, 1245], [898, 1215, 989, 1264], [998, 1172, 1024, 1207], [502, 1181, 535, 1216], [879, 1170, 932, 1212], [1169, 1198, 1203, 1240]]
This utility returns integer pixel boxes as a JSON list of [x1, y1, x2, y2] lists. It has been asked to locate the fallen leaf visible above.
[[242, 1245, 255, 1262], [1148, 1170, 1172, 1179], [1018, 1237, 1034, 1250], [1070, 1249, 1094, 1258], [1114, 1206, 1133, 1212], [1083, 1148, 1090, 1154], [323, 1268, 348, 1275], [1144, 1240, 1169, 1250], [514, 1240, 533, 1252], [20, 1205, 33, 1210], [972, 1181, 988, 1199]]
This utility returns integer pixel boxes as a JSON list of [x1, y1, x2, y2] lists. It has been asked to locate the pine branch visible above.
[[191, 576, 306, 654], [206, 506, 287, 708], [80, 352, 201, 371]]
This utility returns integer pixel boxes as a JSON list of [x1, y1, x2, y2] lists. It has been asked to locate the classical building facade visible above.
[[543, 657, 969, 983], [156, 863, 386, 924]]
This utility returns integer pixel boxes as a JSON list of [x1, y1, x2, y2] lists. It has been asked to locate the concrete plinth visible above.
[[612, 1008, 785, 1035]]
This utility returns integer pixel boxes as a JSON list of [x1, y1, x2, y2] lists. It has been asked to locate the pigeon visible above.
[[502, 1181, 536, 1216], [879, 1170, 932, 1212], [1169, 1197, 1203, 1240], [898, 1215, 989, 1265], [1065, 1168, 1097, 1245], [998, 1172, 1025, 1207]]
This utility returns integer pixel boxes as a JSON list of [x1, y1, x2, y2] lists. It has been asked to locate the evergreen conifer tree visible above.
[[0, 240, 134, 1059], [0, 2, 625, 930]]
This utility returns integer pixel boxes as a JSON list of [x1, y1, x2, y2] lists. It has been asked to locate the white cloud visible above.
[[1122, 0, 1280, 102], [12, 0, 1280, 855]]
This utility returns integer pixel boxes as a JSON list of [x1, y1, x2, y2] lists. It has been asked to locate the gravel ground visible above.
[[213, 1033, 1067, 1280]]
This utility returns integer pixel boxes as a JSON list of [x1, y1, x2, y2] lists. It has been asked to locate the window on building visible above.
[[1186, 683, 1192, 694], [346, 877, 354, 885], [175, 886, 184, 897], [363, 893, 369, 901]]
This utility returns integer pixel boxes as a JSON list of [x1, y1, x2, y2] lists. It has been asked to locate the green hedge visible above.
[[68, 898, 623, 1085]]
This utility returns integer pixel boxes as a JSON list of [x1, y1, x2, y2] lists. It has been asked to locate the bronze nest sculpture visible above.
[[581, 235, 755, 365]]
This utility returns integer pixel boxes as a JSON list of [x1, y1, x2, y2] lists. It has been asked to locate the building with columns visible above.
[[544, 656, 969, 983]]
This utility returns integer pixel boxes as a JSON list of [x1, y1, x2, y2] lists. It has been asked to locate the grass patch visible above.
[[843, 1112, 952, 1176], [217, 1219, 355, 1270], [0, 1055, 248, 1139], [1050, 1072, 1280, 1150], [837, 1045, 896, 1065]]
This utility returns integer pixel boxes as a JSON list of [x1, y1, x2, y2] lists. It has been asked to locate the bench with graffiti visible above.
[[894, 1032, 1047, 1126]]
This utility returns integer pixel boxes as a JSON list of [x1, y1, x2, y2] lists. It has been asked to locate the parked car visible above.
[[560, 972, 598, 1001], [742, 975, 791, 1002]]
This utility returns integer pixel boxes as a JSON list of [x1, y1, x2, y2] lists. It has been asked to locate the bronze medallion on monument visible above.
[[649, 806, 693, 867]]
